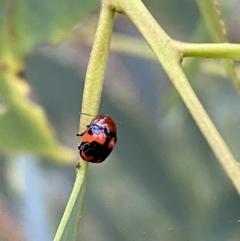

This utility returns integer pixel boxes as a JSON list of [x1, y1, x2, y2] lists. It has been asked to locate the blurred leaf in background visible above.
[[0, 0, 99, 160]]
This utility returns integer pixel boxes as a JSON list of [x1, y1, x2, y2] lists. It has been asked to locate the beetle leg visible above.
[[76, 131, 85, 136], [76, 125, 90, 136]]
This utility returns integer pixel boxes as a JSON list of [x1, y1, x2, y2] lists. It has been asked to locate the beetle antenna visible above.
[[117, 120, 127, 124]]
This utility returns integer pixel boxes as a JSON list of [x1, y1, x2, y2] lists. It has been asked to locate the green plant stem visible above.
[[53, 165, 88, 241], [80, 1, 115, 119], [112, 0, 240, 193], [176, 42, 240, 60], [54, 2, 115, 240]]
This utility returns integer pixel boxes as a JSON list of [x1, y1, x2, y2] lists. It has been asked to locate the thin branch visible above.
[[176, 41, 240, 60], [54, 2, 115, 240]]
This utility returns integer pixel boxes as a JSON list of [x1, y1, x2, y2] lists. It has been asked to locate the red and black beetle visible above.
[[77, 114, 117, 163]]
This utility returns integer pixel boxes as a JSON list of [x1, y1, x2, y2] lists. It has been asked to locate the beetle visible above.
[[77, 114, 117, 163]]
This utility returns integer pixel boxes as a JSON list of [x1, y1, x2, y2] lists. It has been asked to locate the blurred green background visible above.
[[1, 0, 240, 240]]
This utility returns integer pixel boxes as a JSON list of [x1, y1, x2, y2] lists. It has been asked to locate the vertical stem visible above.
[[80, 0, 115, 130], [53, 167, 87, 241], [54, 2, 115, 240]]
